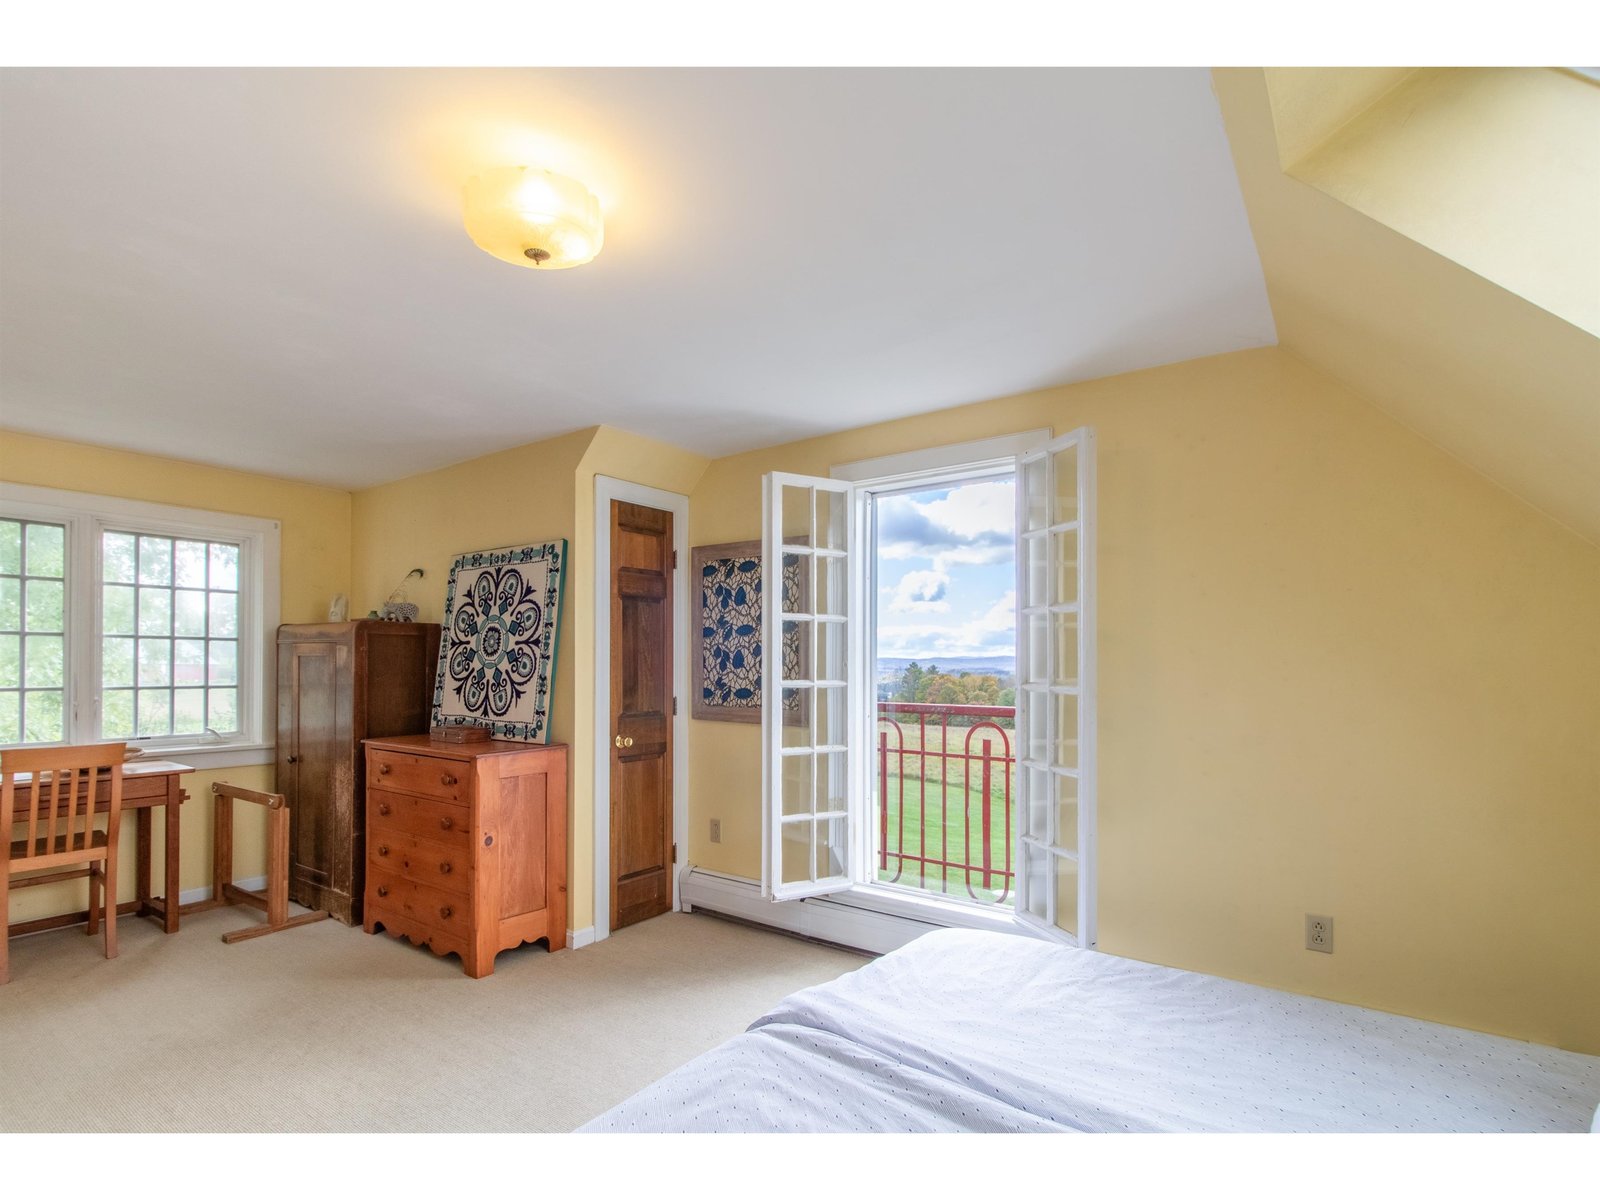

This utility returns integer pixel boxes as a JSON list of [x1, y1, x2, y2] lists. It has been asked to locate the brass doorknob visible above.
[[614, 735, 634, 748]]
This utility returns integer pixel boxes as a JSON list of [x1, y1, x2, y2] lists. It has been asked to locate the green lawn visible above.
[[875, 720, 1015, 906]]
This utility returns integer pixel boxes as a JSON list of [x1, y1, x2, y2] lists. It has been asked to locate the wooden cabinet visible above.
[[362, 735, 568, 978], [276, 621, 440, 924]]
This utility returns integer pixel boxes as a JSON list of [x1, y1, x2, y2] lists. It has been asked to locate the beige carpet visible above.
[[0, 906, 868, 1132]]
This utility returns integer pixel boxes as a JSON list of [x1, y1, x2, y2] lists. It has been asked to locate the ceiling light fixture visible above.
[[462, 166, 604, 270]]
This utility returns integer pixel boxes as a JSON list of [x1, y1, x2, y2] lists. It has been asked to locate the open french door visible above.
[[762, 472, 855, 900], [1014, 428, 1097, 947]]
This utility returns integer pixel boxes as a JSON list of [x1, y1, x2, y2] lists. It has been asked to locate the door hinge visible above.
[[673, 842, 678, 863], [672, 549, 678, 569], [672, 696, 678, 716]]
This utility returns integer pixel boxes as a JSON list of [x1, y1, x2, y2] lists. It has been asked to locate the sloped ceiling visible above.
[[1212, 68, 1600, 548]]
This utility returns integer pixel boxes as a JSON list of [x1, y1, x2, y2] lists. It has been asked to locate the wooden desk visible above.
[[6, 759, 193, 938]]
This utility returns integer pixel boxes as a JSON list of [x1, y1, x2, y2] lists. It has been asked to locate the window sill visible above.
[[824, 883, 1024, 936], [131, 742, 275, 770]]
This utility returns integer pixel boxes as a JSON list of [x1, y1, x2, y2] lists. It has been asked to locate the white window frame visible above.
[[759, 428, 1103, 944], [0, 482, 279, 768]]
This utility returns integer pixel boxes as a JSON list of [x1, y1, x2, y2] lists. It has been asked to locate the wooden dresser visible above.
[[361, 734, 568, 978], [277, 621, 439, 924]]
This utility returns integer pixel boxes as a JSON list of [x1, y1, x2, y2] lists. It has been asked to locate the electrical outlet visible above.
[[1305, 913, 1334, 954], [710, 818, 722, 844]]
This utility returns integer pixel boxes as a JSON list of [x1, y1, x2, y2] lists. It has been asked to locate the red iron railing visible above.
[[876, 701, 1015, 905]]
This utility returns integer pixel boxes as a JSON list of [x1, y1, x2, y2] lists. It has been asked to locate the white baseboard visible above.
[[179, 876, 267, 906], [568, 926, 596, 949], [680, 868, 947, 955]]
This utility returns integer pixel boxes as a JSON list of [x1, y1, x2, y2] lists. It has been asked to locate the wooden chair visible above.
[[188, 782, 329, 943], [2, 742, 126, 985]]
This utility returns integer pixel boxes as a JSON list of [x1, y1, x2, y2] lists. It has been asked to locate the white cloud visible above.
[[889, 569, 949, 613]]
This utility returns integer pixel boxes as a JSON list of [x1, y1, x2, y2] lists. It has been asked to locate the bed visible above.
[[580, 927, 1600, 1133]]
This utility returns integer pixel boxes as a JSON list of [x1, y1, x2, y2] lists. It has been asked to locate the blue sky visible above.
[[874, 477, 1016, 663]]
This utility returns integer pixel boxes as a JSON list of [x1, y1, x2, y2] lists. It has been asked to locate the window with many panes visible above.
[[0, 483, 278, 762]]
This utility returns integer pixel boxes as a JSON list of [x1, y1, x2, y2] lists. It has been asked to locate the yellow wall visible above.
[[1215, 68, 1600, 549], [571, 428, 709, 927], [686, 347, 1600, 1054], [349, 427, 598, 922], [1283, 68, 1600, 337], [0, 429, 353, 922]]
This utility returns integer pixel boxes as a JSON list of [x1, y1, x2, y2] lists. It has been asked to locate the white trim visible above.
[[592, 476, 690, 944], [567, 926, 596, 950], [0, 481, 280, 756], [830, 429, 1051, 485], [681, 867, 1057, 956]]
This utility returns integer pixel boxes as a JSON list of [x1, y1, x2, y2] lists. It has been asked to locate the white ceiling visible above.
[[0, 68, 1276, 489]]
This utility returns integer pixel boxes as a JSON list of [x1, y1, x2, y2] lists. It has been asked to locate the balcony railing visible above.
[[876, 701, 1015, 906]]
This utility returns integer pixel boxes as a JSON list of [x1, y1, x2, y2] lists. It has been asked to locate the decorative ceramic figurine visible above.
[[381, 567, 424, 621]]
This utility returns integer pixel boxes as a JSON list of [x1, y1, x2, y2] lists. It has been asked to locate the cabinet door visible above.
[[280, 638, 351, 904]]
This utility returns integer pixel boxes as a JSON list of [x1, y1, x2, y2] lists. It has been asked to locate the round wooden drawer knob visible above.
[[439, 816, 454, 831], [439, 906, 453, 921], [377, 845, 389, 856], [441, 773, 458, 786], [438, 862, 452, 874], [376, 886, 389, 898], [378, 763, 391, 775]]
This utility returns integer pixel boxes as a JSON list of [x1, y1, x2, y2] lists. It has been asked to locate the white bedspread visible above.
[[581, 927, 1600, 1133]]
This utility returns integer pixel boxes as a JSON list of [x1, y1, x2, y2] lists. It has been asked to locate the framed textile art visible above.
[[692, 539, 804, 724], [431, 540, 567, 743]]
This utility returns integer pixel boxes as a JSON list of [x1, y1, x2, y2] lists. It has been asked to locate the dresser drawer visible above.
[[369, 749, 469, 804], [369, 831, 471, 895], [369, 789, 472, 847], [367, 864, 473, 933]]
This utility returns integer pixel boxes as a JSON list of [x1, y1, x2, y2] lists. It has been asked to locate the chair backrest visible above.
[[1, 743, 127, 868]]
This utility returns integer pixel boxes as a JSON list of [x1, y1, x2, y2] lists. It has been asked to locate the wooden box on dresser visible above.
[[362, 735, 568, 978], [277, 621, 440, 925]]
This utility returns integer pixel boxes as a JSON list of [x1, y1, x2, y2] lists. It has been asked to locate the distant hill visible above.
[[876, 655, 1015, 678]]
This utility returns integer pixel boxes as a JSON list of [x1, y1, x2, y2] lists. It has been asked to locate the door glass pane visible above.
[[816, 488, 847, 551], [1024, 691, 1050, 764], [1022, 765, 1051, 841], [815, 816, 848, 880], [781, 620, 811, 681], [816, 685, 847, 747], [1024, 612, 1049, 685], [1054, 770, 1080, 856], [1025, 532, 1049, 607], [815, 618, 846, 681], [1051, 446, 1079, 524], [1052, 528, 1079, 607], [814, 750, 847, 816], [1052, 691, 1079, 771], [1052, 612, 1079, 686], [1022, 843, 1050, 923], [780, 552, 808, 614], [781, 485, 811, 546], [779, 819, 812, 886], [1051, 851, 1079, 939], [781, 686, 811, 747], [1021, 456, 1047, 532], [781, 752, 813, 816], [816, 555, 846, 617]]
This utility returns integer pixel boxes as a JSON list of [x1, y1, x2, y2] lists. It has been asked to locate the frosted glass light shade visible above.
[[462, 166, 604, 270]]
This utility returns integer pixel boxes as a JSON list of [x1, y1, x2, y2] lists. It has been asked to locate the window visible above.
[[760, 429, 1098, 949], [0, 483, 279, 766]]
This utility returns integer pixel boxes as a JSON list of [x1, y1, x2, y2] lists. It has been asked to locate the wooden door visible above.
[[610, 500, 675, 930]]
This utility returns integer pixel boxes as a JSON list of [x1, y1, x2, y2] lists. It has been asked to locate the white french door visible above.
[[1013, 428, 1096, 947], [762, 472, 854, 900], [760, 430, 1096, 944]]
